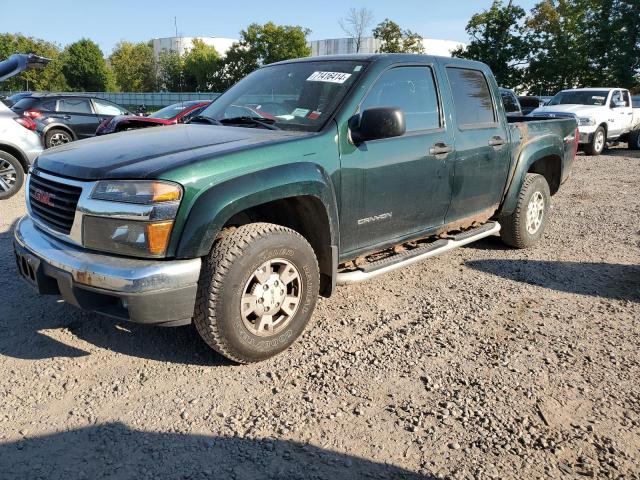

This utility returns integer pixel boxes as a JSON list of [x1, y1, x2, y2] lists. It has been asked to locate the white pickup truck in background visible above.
[[530, 88, 640, 155]]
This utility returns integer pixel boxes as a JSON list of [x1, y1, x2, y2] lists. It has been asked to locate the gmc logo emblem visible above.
[[33, 188, 55, 207]]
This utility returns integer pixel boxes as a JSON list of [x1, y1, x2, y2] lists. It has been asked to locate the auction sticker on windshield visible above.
[[307, 71, 352, 84]]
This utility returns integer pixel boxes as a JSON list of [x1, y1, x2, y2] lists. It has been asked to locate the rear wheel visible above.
[[0, 151, 25, 200], [628, 130, 640, 150], [194, 222, 319, 363], [500, 173, 551, 249], [584, 126, 605, 156], [45, 128, 72, 148]]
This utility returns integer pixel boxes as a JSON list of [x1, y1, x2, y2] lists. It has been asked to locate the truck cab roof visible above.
[[270, 53, 489, 70]]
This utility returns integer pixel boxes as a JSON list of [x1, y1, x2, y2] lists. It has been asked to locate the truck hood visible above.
[[531, 104, 601, 118], [35, 124, 304, 180]]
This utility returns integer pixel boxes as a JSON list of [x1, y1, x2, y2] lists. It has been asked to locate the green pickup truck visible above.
[[14, 54, 578, 363]]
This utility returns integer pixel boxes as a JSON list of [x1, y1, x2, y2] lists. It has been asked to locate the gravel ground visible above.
[[0, 149, 639, 480]]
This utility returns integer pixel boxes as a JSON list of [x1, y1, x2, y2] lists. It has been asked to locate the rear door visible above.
[[443, 66, 511, 224], [339, 64, 454, 253], [56, 97, 99, 138]]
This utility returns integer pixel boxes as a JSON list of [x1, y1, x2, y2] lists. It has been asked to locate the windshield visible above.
[[149, 102, 200, 120], [199, 60, 368, 132], [548, 90, 610, 106]]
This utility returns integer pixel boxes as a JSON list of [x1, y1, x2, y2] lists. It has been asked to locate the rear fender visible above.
[[42, 123, 76, 140], [174, 162, 339, 259], [499, 134, 563, 216]]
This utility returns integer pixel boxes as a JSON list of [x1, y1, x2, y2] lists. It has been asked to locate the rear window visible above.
[[500, 91, 520, 113], [12, 97, 39, 111], [149, 103, 192, 120], [446, 67, 496, 127]]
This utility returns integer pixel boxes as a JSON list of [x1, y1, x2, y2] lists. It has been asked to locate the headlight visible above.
[[578, 117, 596, 126], [91, 180, 182, 204], [84, 180, 182, 257]]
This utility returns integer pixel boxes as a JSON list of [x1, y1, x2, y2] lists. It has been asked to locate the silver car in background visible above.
[[0, 54, 48, 199]]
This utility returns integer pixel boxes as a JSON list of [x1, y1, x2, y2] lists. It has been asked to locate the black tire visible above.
[[194, 222, 320, 363], [45, 128, 73, 148], [584, 126, 606, 156], [0, 151, 25, 200], [628, 130, 640, 150], [500, 173, 551, 249]]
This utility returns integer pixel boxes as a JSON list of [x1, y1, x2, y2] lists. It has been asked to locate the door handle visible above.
[[429, 142, 454, 156], [488, 136, 506, 147]]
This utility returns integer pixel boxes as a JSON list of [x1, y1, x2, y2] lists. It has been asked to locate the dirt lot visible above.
[[1, 149, 639, 480]]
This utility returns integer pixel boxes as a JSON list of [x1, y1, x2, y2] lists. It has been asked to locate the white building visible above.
[[308, 37, 465, 57], [151, 36, 236, 58]]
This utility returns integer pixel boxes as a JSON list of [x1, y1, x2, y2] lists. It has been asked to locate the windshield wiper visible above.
[[219, 116, 280, 130], [187, 115, 222, 125]]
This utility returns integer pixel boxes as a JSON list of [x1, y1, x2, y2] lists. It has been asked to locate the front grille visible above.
[[28, 173, 82, 234]]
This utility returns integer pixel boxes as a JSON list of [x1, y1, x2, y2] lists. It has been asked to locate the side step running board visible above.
[[336, 222, 501, 285]]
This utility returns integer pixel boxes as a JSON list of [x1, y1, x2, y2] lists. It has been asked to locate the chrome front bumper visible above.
[[14, 216, 201, 325]]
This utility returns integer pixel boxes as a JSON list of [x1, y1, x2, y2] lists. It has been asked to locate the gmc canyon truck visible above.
[[14, 54, 578, 363]]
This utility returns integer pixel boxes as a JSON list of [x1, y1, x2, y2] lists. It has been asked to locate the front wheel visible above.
[[0, 151, 25, 200], [584, 126, 606, 156], [194, 222, 320, 363], [500, 173, 551, 249]]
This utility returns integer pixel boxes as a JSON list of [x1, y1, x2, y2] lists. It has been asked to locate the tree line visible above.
[[454, 0, 640, 94], [2, 1, 637, 95], [0, 15, 422, 94]]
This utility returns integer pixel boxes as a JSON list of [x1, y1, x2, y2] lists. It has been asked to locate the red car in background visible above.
[[95, 100, 211, 136]]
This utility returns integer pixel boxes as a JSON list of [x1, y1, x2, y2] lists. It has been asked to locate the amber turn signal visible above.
[[146, 221, 174, 255], [152, 182, 182, 202]]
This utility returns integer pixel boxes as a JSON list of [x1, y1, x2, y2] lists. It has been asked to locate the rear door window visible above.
[[57, 98, 92, 114], [446, 67, 496, 127], [40, 100, 56, 111]]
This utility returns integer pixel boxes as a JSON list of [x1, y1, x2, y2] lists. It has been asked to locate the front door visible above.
[[339, 65, 453, 254], [609, 90, 633, 137], [443, 66, 511, 224]]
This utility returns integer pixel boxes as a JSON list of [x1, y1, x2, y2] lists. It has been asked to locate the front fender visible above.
[[174, 162, 339, 259], [499, 134, 563, 216]]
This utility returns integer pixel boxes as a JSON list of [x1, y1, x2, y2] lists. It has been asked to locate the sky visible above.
[[2, 0, 540, 55]]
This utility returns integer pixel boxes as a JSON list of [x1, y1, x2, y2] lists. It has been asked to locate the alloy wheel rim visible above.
[[526, 191, 545, 235], [50, 132, 70, 147], [0, 158, 17, 192], [595, 131, 604, 152], [240, 258, 303, 337]]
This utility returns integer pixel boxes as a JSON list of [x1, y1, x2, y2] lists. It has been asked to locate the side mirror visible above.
[[612, 100, 626, 108], [349, 107, 406, 144]]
